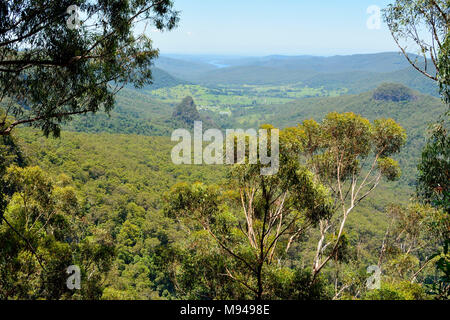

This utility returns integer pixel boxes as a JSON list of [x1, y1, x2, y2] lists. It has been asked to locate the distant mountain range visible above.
[[152, 52, 438, 96]]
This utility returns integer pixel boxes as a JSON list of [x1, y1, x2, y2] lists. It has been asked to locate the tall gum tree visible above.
[[283, 112, 406, 281], [0, 0, 179, 137], [383, 0, 449, 103], [164, 126, 333, 300]]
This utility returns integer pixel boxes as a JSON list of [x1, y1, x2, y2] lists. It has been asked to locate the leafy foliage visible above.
[[13, 128, 225, 299], [0, 165, 114, 299], [0, 0, 179, 136], [284, 113, 406, 281], [163, 129, 334, 299], [383, 0, 449, 103], [417, 118, 450, 212]]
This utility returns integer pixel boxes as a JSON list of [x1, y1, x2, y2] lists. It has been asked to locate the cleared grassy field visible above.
[[147, 84, 346, 112]]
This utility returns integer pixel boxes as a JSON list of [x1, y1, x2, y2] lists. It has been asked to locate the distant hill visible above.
[[191, 65, 315, 85], [64, 87, 176, 136], [145, 67, 189, 90], [172, 96, 202, 125], [302, 66, 438, 96], [64, 92, 217, 136], [219, 52, 415, 73], [123, 67, 188, 91], [372, 83, 417, 102]]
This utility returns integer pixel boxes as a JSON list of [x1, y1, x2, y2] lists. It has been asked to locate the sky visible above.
[[145, 0, 400, 56]]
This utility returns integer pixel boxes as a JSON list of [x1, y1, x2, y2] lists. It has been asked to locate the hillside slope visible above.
[[144, 67, 190, 90], [64, 88, 175, 136]]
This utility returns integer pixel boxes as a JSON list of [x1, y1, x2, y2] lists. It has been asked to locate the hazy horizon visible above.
[[160, 51, 404, 59]]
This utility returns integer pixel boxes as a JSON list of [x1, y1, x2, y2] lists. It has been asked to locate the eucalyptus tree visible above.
[[0, 133, 25, 222], [0, 0, 178, 136], [378, 203, 449, 279], [0, 166, 114, 299], [383, 0, 449, 103], [164, 126, 333, 300], [283, 113, 406, 280], [417, 118, 449, 212], [384, 3, 449, 289]]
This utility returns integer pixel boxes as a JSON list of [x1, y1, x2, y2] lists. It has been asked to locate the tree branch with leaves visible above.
[[283, 113, 406, 281], [0, 0, 179, 137]]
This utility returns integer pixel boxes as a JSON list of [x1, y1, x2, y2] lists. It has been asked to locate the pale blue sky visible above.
[[146, 0, 399, 56]]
